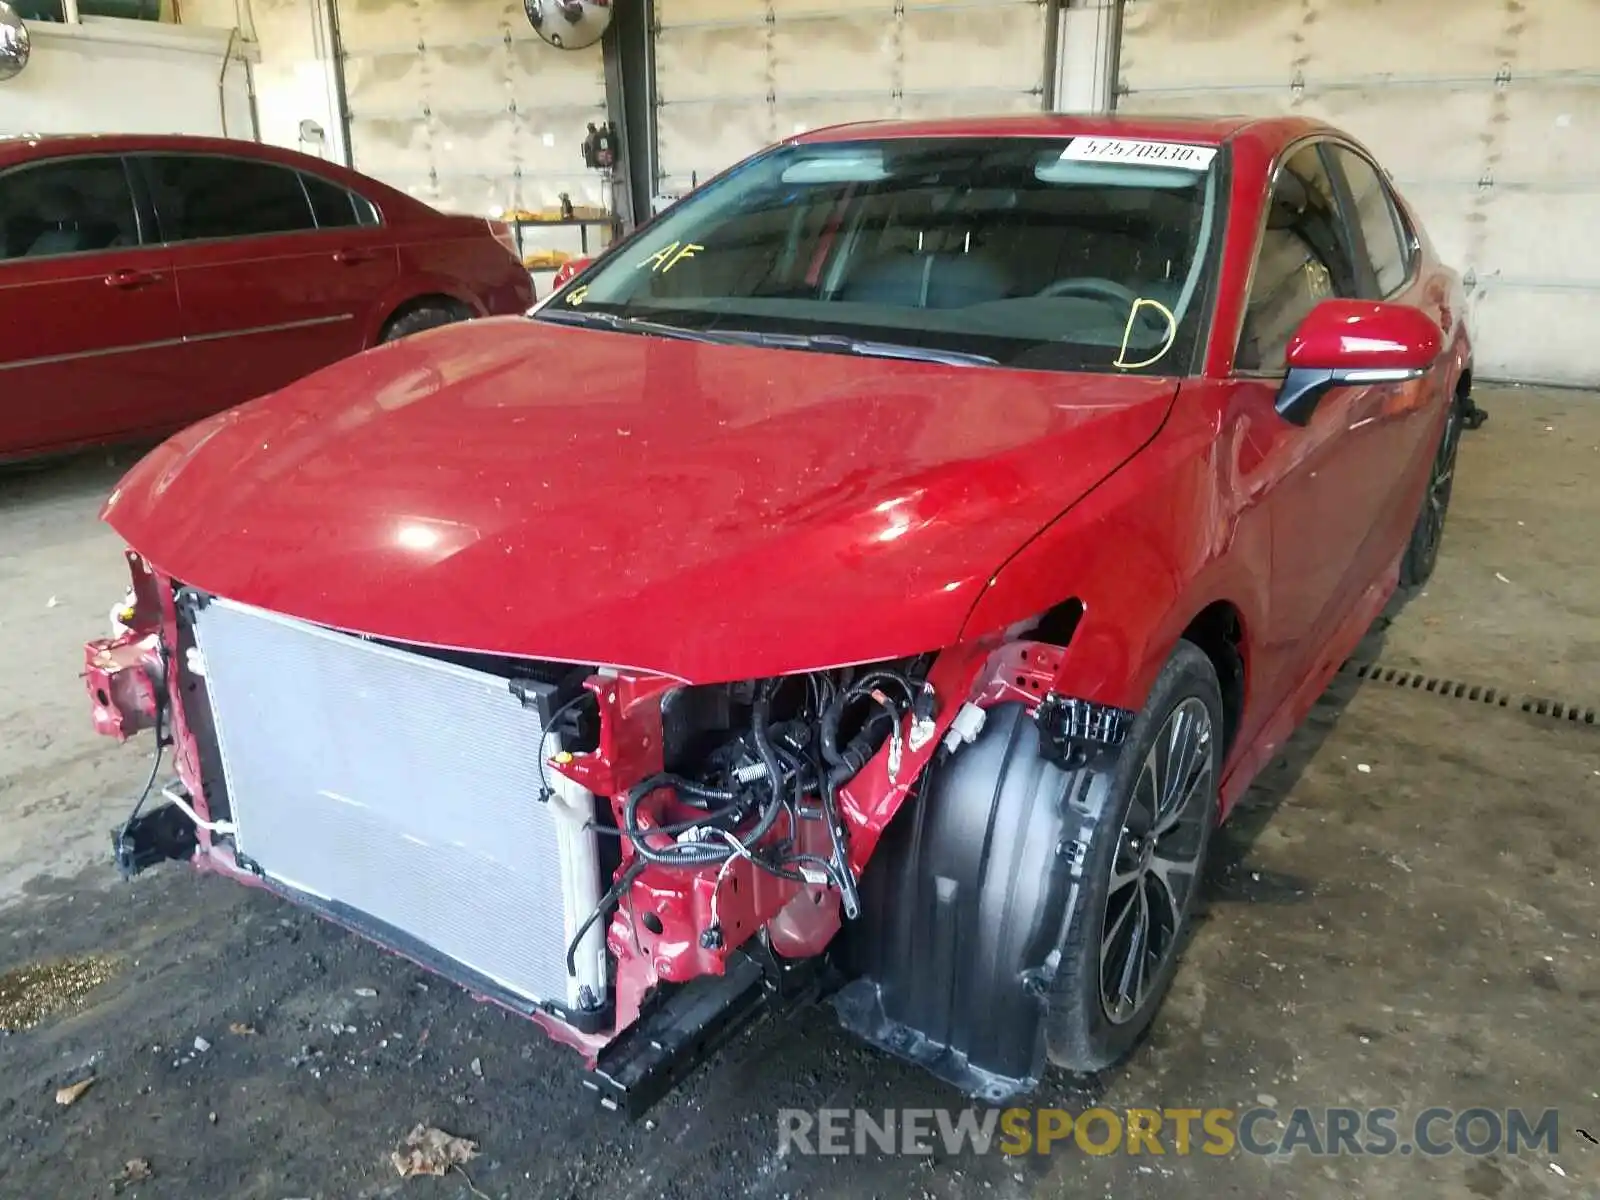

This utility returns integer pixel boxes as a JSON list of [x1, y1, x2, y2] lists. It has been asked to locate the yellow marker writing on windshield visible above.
[[565, 285, 590, 306], [639, 241, 705, 273], [1114, 297, 1177, 370]]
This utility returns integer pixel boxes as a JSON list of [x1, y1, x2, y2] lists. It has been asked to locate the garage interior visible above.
[[3, 1, 1598, 1197]]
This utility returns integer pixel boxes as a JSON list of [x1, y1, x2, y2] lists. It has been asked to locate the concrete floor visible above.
[[1, 386, 1597, 1199]]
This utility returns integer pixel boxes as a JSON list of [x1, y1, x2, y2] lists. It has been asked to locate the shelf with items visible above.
[[505, 201, 619, 273]]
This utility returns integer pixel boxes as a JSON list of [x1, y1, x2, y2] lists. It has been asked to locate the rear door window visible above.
[[0, 156, 140, 261], [300, 172, 379, 229], [141, 155, 315, 243], [1330, 146, 1412, 297]]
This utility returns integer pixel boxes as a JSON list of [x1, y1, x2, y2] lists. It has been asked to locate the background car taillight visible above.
[[486, 218, 519, 261], [552, 259, 582, 291]]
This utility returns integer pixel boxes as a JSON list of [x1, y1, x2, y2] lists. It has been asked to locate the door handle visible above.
[[332, 248, 376, 265], [105, 268, 161, 289]]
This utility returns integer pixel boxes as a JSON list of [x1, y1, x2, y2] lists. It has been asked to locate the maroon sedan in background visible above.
[[0, 133, 535, 463]]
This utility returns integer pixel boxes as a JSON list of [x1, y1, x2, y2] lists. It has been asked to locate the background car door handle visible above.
[[104, 268, 161, 290], [333, 249, 377, 265]]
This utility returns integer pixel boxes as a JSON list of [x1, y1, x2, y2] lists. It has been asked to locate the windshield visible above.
[[541, 136, 1223, 374]]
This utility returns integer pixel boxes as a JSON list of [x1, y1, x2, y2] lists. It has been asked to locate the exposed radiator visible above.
[[189, 597, 606, 1012]]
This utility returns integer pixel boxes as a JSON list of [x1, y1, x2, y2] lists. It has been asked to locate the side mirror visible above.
[[1275, 299, 1444, 426], [552, 256, 593, 291]]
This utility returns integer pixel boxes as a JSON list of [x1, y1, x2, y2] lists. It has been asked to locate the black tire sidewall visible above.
[[1400, 399, 1462, 588], [1044, 639, 1223, 1072], [381, 305, 465, 344]]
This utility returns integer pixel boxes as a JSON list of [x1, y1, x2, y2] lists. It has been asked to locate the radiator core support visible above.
[[189, 596, 607, 1014]]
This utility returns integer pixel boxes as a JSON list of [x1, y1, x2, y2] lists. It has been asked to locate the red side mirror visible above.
[[1277, 299, 1444, 425], [1287, 298, 1443, 374]]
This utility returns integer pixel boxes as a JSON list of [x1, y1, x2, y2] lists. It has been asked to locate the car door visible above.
[[1324, 143, 1450, 571], [0, 154, 182, 459], [1227, 142, 1397, 704], [135, 152, 398, 417]]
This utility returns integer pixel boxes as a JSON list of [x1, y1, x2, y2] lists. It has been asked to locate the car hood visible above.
[[104, 318, 1177, 681]]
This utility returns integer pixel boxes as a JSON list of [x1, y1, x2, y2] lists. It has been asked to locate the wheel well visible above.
[[382, 293, 473, 333], [1025, 597, 1085, 647], [1180, 602, 1245, 756]]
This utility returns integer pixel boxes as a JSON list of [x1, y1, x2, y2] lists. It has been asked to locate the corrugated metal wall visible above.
[[652, 0, 1053, 201], [1118, 0, 1600, 387], [334, 0, 608, 217]]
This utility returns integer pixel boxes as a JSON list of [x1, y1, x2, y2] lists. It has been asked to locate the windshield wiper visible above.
[[536, 308, 743, 345], [713, 330, 999, 368], [539, 310, 996, 367]]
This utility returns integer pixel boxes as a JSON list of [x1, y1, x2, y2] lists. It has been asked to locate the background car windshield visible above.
[[553, 137, 1222, 374]]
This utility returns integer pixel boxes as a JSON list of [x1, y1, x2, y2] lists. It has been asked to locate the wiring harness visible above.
[[564, 663, 928, 974]]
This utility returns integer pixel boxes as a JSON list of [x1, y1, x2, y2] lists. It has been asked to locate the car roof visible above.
[[0, 132, 422, 209], [790, 113, 1329, 154]]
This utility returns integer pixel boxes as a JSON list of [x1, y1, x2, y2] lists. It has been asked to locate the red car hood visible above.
[[104, 318, 1176, 681]]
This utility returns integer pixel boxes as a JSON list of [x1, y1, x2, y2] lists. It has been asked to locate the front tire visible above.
[[834, 641, 1222, 1096], [1045, 641, 1221, 1072]]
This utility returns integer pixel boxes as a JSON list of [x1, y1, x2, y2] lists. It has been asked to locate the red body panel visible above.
[[102, 318, 1179, 681], [0, 134, 533, 463], [83, 113, 1473, 1055]]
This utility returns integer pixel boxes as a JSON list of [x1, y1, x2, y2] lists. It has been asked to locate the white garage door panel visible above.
[[1472, 287, 1599, 386], [900, 4, 1046, 93], [1495, 84, 1600, 185], [653, 0, 1047, 199], [654, 25, 768, 104], [1118, 0, 1600, 386], [772, 17, 896, 95], [1120, 0, 1507, 92], [335, 0, 606, 217], [900, 88, 1044, 121], [1480, 191, 1600, 288], [655, 106, 774, 193]]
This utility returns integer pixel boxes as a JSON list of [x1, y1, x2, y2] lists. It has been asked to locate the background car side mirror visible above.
[[552, 256, 593, 291], [1276, 299, 1444, 426]]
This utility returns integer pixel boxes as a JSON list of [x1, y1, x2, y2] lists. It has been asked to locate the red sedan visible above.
[[84, 115, 1470, 1111], [1, 133, 534, 463]]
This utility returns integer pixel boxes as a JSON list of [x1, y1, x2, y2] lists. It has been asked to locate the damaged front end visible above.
[[83, 556, 1122, 1113]]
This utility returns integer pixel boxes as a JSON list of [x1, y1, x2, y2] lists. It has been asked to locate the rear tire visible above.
[[1398, 395, 1464, 589], [380, 302, 467, 343], [1044, 641, 1221, 1072]]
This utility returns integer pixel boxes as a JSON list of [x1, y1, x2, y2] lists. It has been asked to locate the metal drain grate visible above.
[[1340, 661, 1598, 726]]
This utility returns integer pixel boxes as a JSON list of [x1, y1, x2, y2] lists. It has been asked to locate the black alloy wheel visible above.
[[1400, 398, 1463, 588]]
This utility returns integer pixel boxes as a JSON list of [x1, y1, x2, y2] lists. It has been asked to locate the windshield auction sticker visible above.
[[1061, 137, 1217, 170]]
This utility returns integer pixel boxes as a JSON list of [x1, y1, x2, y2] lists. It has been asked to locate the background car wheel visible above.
[[1398, 397, 1464, 589], [380, 301, 470, 344], [1044, 640, 1222, 1073]]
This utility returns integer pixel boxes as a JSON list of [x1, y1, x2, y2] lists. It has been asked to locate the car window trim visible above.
[[127, 151, 346, 248], [0, 152, 152, 265], [1315, 142, 1382, 300], [1325, 141, 1420, 300], [1227, 134, 1370, 379], [297, 168, 383, 231]]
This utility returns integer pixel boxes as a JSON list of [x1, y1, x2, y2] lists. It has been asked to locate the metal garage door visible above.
[[333, 0, 608, 218], [1118, 0, 1600, 387], [652, 0, 1053, 203]]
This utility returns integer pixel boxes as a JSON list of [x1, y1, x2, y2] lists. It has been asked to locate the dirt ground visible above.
[[2, 386, 1597, 1199]]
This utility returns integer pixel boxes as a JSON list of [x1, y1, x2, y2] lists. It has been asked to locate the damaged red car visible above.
[[84, 114, 1472, 1112]]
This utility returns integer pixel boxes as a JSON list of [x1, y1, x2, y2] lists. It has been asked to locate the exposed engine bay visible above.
[[86, 553, 1131, 1115]]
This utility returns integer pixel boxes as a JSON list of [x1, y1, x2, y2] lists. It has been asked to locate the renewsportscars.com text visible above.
[[777, 1106, 1561, 1158]]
